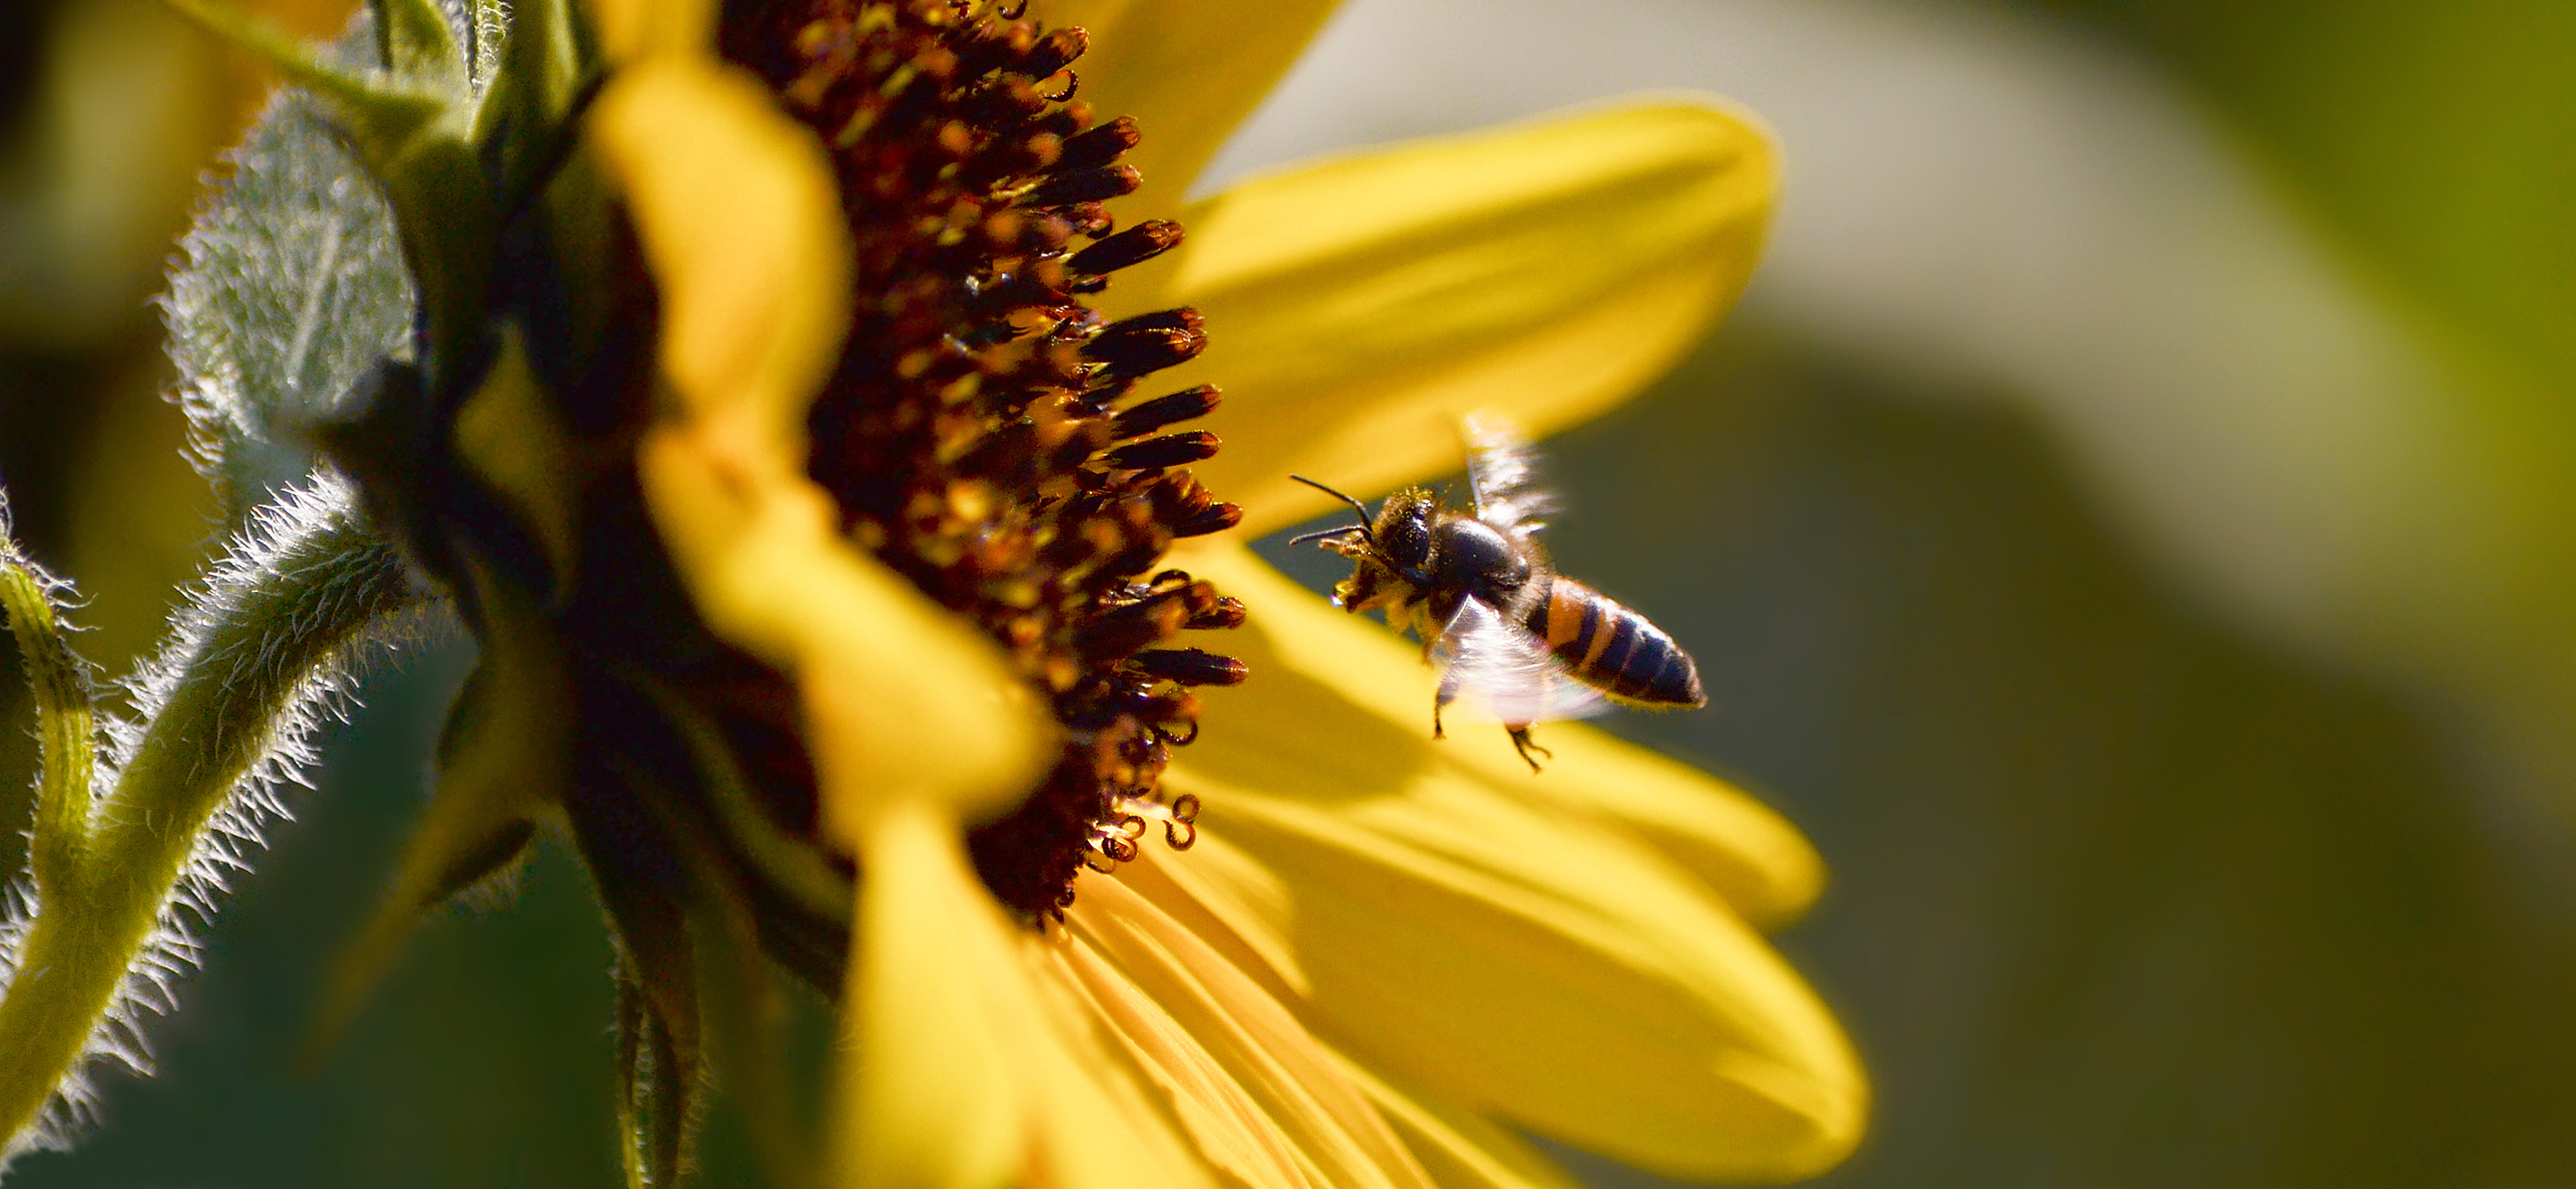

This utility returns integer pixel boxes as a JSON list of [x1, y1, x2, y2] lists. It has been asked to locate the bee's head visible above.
[[1286, 476, 1436, 612], [1367, 490, 1437, 575]]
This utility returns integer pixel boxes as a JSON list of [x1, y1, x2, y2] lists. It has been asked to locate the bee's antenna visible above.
[[1288, 475, 1376, 546]]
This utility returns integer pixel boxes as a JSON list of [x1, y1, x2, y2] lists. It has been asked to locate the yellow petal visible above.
[[1036, 0, 1342, 220], [837, 801, 1211, 1189], [599, 54, 1049, 824], [580, 0, 713, 61], [588, 56, 849, 443], [1181, 776, 1864, 1182], [1050, 936, 1309, 1189], [1147, 559, 1862, 1179], [1014, 943, 1219, 1189], [1060, 874, 1432, 1189], [1327, 1056, 1584, 1189], [1180, 541, 1822, 926], [1134, 100, 1777, 536], [1113, 828, 1312, 997], [1112, 852, 1596, 1189], [636, 424, 1051, 831], [841, 803, 1023, 1189]]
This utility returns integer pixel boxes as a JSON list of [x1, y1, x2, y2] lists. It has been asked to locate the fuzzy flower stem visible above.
[[0, 500, 99, 905], [0, 486, 421, 1153]]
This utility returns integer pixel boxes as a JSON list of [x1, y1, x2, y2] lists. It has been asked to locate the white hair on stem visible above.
[[0, 471, 437, 1165]]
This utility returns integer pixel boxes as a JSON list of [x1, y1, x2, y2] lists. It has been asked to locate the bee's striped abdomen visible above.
[[1526, 575, 1704, 707]]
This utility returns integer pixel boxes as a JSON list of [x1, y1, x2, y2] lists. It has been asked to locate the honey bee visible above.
[[1290, 415, 1705, 771]]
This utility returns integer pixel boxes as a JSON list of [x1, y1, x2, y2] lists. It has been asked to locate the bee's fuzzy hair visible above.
[[0, 473, 434, 1168]]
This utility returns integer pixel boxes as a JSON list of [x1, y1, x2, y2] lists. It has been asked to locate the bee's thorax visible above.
[[1427, 516, 1531, 605]]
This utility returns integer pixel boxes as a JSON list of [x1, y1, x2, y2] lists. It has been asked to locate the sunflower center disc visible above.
[[723, 0, 1245, 922]]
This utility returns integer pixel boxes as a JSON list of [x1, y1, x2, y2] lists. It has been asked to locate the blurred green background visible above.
[[4, 0, 2574, 1186]]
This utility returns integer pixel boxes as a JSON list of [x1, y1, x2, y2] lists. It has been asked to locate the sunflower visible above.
[[0, 0, 1862, 1183]]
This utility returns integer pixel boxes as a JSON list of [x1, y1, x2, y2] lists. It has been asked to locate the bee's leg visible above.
[[1507, 725, 1552, 774], [1433, 670, 1462, 741]]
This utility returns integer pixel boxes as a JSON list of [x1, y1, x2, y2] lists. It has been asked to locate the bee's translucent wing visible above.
[[1433, 597, 1608, 725], [1462, 412, 1556, 540]]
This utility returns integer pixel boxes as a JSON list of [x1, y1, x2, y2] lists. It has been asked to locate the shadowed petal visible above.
[[1129, 101, 1776, 535]]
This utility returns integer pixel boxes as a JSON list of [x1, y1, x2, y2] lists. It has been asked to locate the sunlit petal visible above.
[[1132, 101, 1776, 535], [1114, 829, 1312, 997], [1053, 936, 1312, 1189], [580, 0, 713, 61], [1328, 1056, 1585, 1189], [1063, 875, 1432, 1189], [1015, 949, 1219, 1189], [1192, 778, 1863, 1181], [1036, 0, 1342, 220], [840, 803, 1214, 1189], [1147, 554, 1861, 1180]]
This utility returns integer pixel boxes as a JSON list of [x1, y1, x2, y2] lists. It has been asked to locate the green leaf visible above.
[[163, 0, 503, 425], [164, 83, 418, 518]]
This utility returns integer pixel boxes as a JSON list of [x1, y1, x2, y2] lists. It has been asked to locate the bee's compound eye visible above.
[[1379, 507, 1432, 571]]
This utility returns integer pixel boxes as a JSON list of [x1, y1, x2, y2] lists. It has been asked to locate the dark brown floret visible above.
[[1110, 385, 1221, 439], [723, 0, 1242, 922]]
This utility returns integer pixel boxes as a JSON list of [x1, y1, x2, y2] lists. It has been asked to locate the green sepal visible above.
[[303, 654, 550, 1061], [163, 0, 449, 168], [626, 670, 856, 929], [576, 738, 713, 1184], [452, 324, 618, 600], [607, 685, 827, 1189], [594, 689, 846, 1189], [370, 0, 467, 92], [614, 960, 703, 1189], [471, 0, 602, 216], [305, 546, 564, 1060], [377, 135, 502, 402]]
